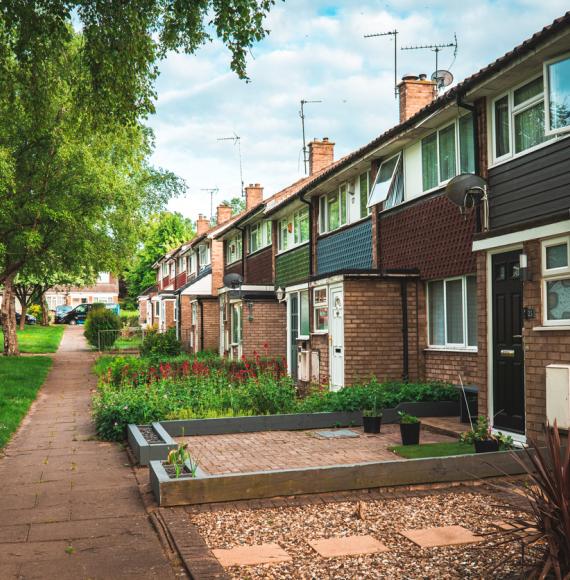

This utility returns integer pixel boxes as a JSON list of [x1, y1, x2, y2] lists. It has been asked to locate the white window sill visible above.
[[311, 330, 328, 336], [533, 325, 570, 331], [276, 241, 309, 256], [424, 347, 478, 354], [489, 134, 567, 169]]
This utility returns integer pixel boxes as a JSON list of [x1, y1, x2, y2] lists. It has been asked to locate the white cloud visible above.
[[148, 0, 569, 220]]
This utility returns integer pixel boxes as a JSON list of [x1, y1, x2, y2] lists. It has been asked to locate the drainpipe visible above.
[[199, 299, 204, 352], [299, 194, 314, 277], [401, 278, 409, 383]]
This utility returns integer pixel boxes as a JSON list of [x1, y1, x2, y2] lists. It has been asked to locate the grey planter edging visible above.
[[150, 448, 530, 507], [127, 423, 177, 466]]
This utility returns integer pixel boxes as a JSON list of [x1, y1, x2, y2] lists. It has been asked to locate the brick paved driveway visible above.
[[0, 327, 183, 579]]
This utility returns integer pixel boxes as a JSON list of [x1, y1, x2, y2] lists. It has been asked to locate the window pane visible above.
[[514, 76, 543, 106], [368, 154, 400, 206], [327, 193, 339, 231], [384, 155, 404, 210], [315, 307, 328, 331], [495, 96, 510, 157], [340, 185, 347, 225], [438, 124, 457, 182], [548, 57, 570, 131], [250, 225, 258, 253], [319, 196, 327, 232], [515, 101, 546, 153], [422, 133, 438, 191], [300, 291, 309, 336], [359, 172, 369, 218], [265, 221, 272, 246], [466, 276, 477, 347], [459, 114, 475, 173], [428, 281, 444, 345], [546, 279, 570, 321], [298, 209, 309, 242], [546, 243, 568, 270], [446, 279, 464, 344]]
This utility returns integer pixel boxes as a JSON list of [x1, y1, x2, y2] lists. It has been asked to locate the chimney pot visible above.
[[308, 137, 335, 176], [245, 183, 264, 211]]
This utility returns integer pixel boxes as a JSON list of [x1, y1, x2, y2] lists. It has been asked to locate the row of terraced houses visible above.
[[139, 13, 570, 444]]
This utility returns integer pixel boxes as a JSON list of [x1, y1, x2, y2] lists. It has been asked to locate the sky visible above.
[[148, 0, 569, 220]]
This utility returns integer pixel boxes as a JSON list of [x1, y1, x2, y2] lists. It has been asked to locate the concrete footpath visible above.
[[0, 327, 183, 579]]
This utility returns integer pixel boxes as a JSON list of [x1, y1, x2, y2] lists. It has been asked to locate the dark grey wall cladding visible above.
[[317, 218, 372, 276], [488, 139, 570, 230]]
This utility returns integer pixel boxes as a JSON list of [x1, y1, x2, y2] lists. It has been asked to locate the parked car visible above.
[[57, 303, 105, 325], [54, 305, 73, 320], [15, 312, 37, 325]]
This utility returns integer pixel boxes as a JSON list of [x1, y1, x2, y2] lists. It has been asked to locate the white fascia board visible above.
[[473, 220, 570, 252], [181, 274, 213, 296]]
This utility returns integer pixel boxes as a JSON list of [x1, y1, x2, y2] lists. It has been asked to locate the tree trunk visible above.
[[19, 304, 26, 330], [41, 293, 50, 326], [1, 275, 20, 356]]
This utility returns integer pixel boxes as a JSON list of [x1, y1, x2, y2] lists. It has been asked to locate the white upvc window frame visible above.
[[359, 170, 371, 218], [277, 207, 309, 253], [288, 288, 310, 340], [541, 236, 570, 327], [154, 301, 160, 317], [249, 220, 272, 254], [313, 286, 328, 333], [177, 256, 185, 273], [369, 151, 403, 208], [231, 302, 243, 345], [544, 52, 570, 137], [427, 275, 477, 350], [319, 183, 350, 234], [191, 301, 198, 325], [161, 263, 168, 278], [225, 233, 242, 265], [198, 244, 210, 270], [491, 73, 553, 164]]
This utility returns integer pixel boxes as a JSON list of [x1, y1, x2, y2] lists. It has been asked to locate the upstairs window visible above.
[[359, 171, 370, 218], [249, 220, 272, 254], [545, 54, 570, 135], [369, 153, 403, 208], [320, 176, 369, 234], [493, 76, 548, 161], [97, 272, 110, 284], [178, 257, 185, 272], [225, 233, 242, 265], [198, 244, 210, 270], [162, 263, 168, 278], [278, 207, 309, 252]]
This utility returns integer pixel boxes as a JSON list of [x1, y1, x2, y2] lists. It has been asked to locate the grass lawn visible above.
[[114, 335, 142, 350], [0, 356, 53, 448], [0, 325, 65, 353], [389, 441, 475, 459]]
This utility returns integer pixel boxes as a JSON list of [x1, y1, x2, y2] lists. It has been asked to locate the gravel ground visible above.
[[192, 491, 542, 579]]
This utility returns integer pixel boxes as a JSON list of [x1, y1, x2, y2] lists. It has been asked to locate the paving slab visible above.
[[309, 535, 389, 558], [401, 525, 483, 548], [213, 543, 292, 567]]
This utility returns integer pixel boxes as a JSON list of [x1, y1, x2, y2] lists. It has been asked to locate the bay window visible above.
[[493, 75, 549, 161], [278, 207, 309, 252], [421, 114, 475, 192], [542, 236, 570, 325], [545, 53, 570, 135], [428, 275, 477, 349], [225, 233, 242, 265], [249, 220, 272, 254], [313, 287, 328, 332]]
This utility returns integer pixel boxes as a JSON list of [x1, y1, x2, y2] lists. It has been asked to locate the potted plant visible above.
[[398, 411, 421, 445], [460, 416, 513, 453], [362, 405, 383, 434]]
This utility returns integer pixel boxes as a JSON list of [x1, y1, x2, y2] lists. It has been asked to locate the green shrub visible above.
[[28, 304, 42, 319], [84, 307, 121, 349], [140, 328, 181, 358]]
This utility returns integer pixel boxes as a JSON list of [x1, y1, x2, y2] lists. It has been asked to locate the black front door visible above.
[[492, 250, 525, 434]]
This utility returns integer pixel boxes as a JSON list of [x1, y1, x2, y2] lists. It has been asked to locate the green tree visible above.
[[124, 212, 195, 309], [224, 197, 247, 215]]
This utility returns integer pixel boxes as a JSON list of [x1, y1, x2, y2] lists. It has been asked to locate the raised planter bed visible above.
[[128, 422, 177, 466], [149, 448, 530, 507]]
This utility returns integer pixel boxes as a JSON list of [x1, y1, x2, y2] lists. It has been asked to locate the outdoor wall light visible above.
[[247, 301, 254, 322], [275, 287, 286, 302], [519, 253, 531, 281]]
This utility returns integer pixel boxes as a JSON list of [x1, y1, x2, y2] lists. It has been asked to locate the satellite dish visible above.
[[446, 173, 487, 210], [223, 273, 243, 289], [431, 69, 453, 89]]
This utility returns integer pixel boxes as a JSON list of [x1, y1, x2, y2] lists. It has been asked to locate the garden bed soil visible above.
[[137, 425, 164, 445]]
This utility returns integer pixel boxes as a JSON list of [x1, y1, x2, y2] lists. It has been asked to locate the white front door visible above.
[[329, 285, 344, 391]]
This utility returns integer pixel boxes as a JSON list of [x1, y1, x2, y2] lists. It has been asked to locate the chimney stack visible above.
[[216, 204, 232, 225], [398, 73, 437, 123], [245, 183, 264, 211], [196, 214, 210, 236], [308, 137, 335, 176]]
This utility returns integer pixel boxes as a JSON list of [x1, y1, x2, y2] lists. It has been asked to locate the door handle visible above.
[[513, 335, 522, 338]]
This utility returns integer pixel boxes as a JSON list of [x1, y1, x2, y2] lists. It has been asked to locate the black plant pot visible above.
[[474, 439, 500, 453], [363, 416, 382, 434], [400, 422, 421, 446]]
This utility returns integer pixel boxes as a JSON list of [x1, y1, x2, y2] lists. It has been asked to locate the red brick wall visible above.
[[475, 251, 489, 423], [224, 260, 242, 278], [211, 240, 224, 296], [310, 333, 329, 386], [424, 350, 480, 384], [379, 194, 477, 279], [179, 295, 194, 350], [165, 300, 175, 330], [201, 298, 219, 352], [246, 247, 273, 285], [242, 300, 286, 359]]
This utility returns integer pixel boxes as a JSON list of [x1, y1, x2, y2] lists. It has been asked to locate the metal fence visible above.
[[96, 326, 145, 352]]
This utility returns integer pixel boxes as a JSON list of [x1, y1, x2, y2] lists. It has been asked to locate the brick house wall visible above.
[[310, 334, 329, 386], [245, 247, 273, 285], [201, 298, 219, 352], [165, 299, 175, 330], [138, 299, 148, 325], [179, 295, 193, 350], [211, 240, 224, 296], [242, 300, 286, 359]]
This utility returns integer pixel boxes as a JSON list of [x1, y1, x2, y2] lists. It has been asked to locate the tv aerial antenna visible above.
[[217, 133, 244, 196], [200, 187, 219, 220], [401, 34, 458, 89], [364, 30, 399, 98], [299, 99, 322, 175]]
